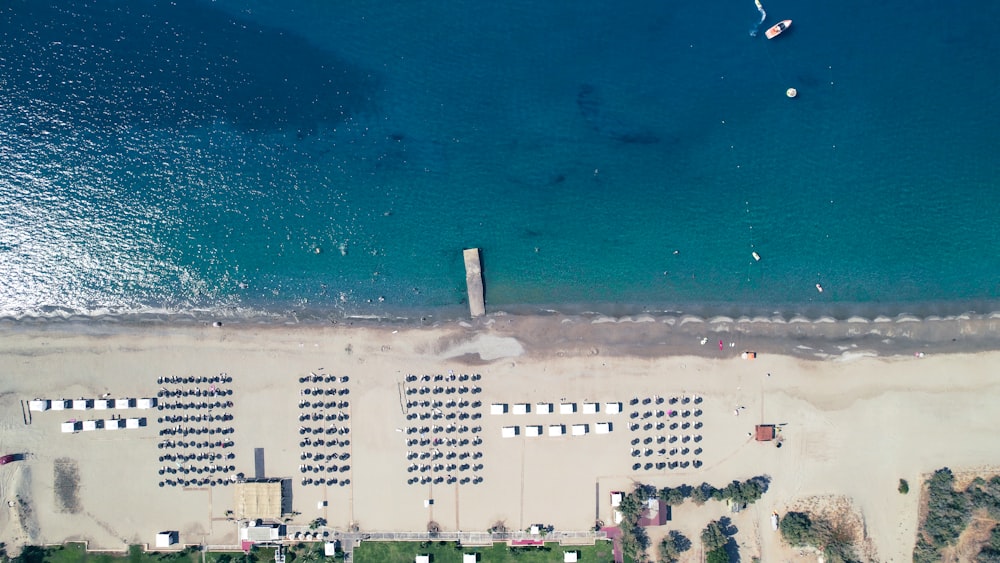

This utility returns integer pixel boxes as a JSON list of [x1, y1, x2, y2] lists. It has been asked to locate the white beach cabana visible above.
[[416, 555, 430, 563], [137, 398, 157, 409], [571, 424, 588, 436], [490, 403, 508, 415], [28, 399, 50, 412], [324, 542, 339, 557], [583, 402, 599, 414], [536, 402, 553, 414], [564, 551, 579, 563], [559, 403, 576, 414], [125, 417, 143, 429], [61, 421, 82, 433], [512, 403, 530, 415], [596, 422, 612, 434], [605, 402, 622, 414], [72, 399, 90, 410], [104, 418, 123, 430], [114, 398, 133, 409], [51, 400, 68, 411], [155, 531, 178, 548], [611, 491, 623, 507], [525, 425, 542, 437], [94, 399, 111, 410], [463, 554, 477, 563], [548, 424, 565, 436], [501, 426, 519, 438], [82, 420, 100, 431]]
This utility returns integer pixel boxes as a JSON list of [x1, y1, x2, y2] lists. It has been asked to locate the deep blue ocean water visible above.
[[1, 0, 999, 321]]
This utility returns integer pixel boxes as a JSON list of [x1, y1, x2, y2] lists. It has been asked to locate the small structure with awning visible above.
[[61, 421, 82, 433], [549, 424, 565, 436], [512, 403, 529, 415], [605, 402, 622, 414], [559, 403, 576, 414], [28, 400, 50, 412], [525, 425, 542, 437], [755, 424, 776, 441], [501, 426, 519, 438], [595, 422, 612, 434], [490, 403, 508, 415], [571, 424, 588, 436], [536, 402, 553, 414], [155, 531, 178, 548], [582, 402, 599, 414]]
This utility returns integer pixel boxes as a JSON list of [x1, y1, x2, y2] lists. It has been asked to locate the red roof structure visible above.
[[755, 425, 776, 441]]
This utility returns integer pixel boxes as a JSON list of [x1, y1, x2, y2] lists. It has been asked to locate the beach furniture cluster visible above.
[[401, 372, 485, 486], [60, 416, 146, 433], [627, 395, 704, 471], [298, 370, 351, 487], [30, 397, 156, 433], [155, 374, 238, 488], [492, 400, 620, 438]]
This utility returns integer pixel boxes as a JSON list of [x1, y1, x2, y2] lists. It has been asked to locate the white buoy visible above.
[[786, 88, 798, 98]]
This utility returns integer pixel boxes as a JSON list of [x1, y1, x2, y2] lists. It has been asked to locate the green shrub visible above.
[[898, 479, 909, 494]]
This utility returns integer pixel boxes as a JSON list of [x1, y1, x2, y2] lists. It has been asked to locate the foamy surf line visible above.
[[3, 304, 1000, 360]]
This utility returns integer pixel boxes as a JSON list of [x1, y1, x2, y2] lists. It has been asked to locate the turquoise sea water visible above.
[[1, 0, 999, 322]]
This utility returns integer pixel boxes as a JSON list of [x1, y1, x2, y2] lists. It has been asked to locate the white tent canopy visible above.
[[512, 403, 529, 415], [571, 424, 588, 436], [155, 532, 178, 548], [51, 400, 68, 411], [559, 403, 576, 414], [114, 398, 133, 409], [125, 418, 143, 429], [61, 421, 81, 433], [82, 420, 99, 431], [583, 402, 599, 414], [72, 399, 90, 410], [548, 424, 565, 436], [596, 422, 612, 434], [501, 426, 519, 438], [28, 400, 50, 412], [605, 402, 622, 414], [94, 399, 111, 410], [137, 398, 157, 409], [525, 425, 542, 437], [104, 419, 123, 430], [536, 402, 553, 414], [490, 403, 507, 415]]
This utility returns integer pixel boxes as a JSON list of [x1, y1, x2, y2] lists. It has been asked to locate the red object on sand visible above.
[[719, 340, 724, 350], [0, 455, 15, 465]]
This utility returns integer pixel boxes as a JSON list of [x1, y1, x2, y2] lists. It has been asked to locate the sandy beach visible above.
[[1, 315, 999, 561]]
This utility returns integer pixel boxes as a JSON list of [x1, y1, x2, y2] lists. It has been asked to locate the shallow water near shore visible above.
[[1, 0, 998, 322]]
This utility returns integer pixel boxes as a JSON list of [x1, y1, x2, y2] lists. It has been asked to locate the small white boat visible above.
[[765, 19, 791, 39]]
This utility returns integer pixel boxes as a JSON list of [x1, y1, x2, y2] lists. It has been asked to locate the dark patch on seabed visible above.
[[576, 84, 660, 145], [0, 0, 380, 134]]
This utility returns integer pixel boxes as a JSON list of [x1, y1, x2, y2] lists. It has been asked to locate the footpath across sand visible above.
[[0, 319, 998, 561]]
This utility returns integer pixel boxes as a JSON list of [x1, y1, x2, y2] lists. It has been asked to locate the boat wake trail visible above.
[[749, 0, 766, 36]]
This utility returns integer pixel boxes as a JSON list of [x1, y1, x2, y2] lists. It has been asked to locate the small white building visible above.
[[611, 491, 623, 507], [94, 399, 111, 410], [559, 403, 576, 414], [525, 425, 542, 437], [104, 418, 123, 430], [512, 403, 530, 415], [548, 424, 565, 436], [125, 417, 144, 429], [564, 551, 579, 562], [72, 399, 90, 410], [82, 420, 100, 431], [324, 541, 339, 557], [463, 554, 477, 563], [155, 531, 178, 548], [114, 398, 133, 409], [501, 426, 519, 438], [28, 399, 50, 412], [582, 402, 599, 414], [490, 403, 508, 415], [61, 421, 82, 433], [137, 398, 157, 409], [536, 402, 553, 414], [51, 400, 68, 411], [415, 556, 430, 563], [571, 424, 589, 436], [596, 422, 612, 434], [605, 402, 622, 414]]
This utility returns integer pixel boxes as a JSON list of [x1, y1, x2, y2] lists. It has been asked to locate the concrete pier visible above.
[[463, 248, 486, 318]]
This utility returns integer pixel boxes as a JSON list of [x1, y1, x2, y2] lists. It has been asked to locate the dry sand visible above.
[[0, 317, 998, 561]]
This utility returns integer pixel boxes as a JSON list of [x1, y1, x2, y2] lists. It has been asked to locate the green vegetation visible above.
[[657, 530, 690, 563], [914, 468, 1000, 563], [978, 526, 1000, 562], [659, 476, 769, 508], [10, 544, 203, 563], [899, 479, 910, 494], [701, 520, 733, 563], [778, 511, 858, 563], [612, 477, 768, 562], [351, 541, 614, 563]]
